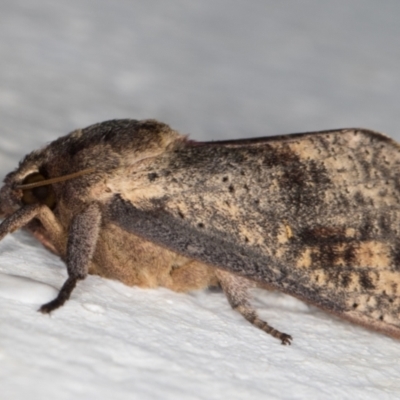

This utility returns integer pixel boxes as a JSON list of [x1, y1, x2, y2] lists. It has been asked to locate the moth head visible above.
[[0, 167, 94, 217], [19, 172, 56, 209]]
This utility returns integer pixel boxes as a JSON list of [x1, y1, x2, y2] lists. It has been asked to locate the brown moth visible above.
[[1, 119, 400, 345]]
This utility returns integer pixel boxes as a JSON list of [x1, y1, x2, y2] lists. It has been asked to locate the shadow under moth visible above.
[[1, 119, 400, 345]]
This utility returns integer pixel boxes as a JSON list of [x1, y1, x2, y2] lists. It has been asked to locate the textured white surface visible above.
[[1, 1, 400, 399]]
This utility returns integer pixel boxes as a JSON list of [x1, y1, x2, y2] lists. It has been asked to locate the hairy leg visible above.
[[216, 269, 292, 345]]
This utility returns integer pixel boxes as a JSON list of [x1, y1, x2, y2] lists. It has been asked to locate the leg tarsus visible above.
[[216, 269, 293, 344], [39, 277, 78, 313], [235, 304, 292, 345]]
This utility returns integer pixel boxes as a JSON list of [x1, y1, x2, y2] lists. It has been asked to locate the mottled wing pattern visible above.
[[108, 128, 400, 338]]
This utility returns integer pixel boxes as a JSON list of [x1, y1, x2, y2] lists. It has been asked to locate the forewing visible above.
[[107, 128, 400, 338]]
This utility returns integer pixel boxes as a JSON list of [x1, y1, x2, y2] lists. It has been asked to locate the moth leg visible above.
[[216, 269, 292, 345], [40, 203, 101, 313], [0, 203, 65, 253]]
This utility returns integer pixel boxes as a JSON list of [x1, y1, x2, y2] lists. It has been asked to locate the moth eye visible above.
[[21, 172, 56, 209]]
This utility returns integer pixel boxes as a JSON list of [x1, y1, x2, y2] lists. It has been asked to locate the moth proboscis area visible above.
[[1, 119, 400, 345]]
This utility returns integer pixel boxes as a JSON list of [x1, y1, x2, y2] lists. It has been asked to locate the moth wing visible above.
[[107, 128, 400, 338]]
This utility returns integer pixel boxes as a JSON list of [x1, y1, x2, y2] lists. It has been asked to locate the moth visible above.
[[1, 119, 400, 345]]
